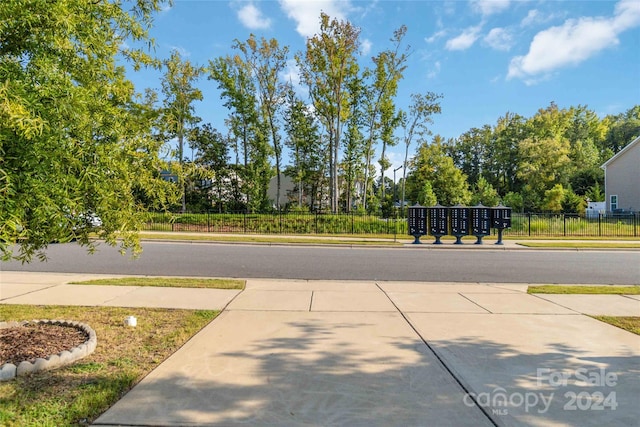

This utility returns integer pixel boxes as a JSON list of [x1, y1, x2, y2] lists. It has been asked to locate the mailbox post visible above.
[[450, 204, 470, 244], [471, 203, 491, 244], [491, 204, 512, 245], [407, 204, 427, 244], [428, 204, 448, 244]]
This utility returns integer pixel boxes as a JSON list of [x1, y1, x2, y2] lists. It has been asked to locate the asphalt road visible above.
[[2, 241, 639, 284]]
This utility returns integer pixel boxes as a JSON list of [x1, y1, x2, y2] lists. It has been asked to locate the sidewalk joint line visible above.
[[0, 283, 61, 302], [528, 293, 581, 314], [458, 292, 493, 314], [374, 282, 499, 427]]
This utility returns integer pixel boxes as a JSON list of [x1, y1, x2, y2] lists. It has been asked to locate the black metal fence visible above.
[[506, 212, 638, 237], [142, 211, 639, 238], [144, 211, 404, 235]]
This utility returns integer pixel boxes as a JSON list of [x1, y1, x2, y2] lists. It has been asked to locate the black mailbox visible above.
[[471, 204, 491, 244], [428, 204, 448, 244], [491, 204, 512, 229], [450, 204, 470, 244], [491, 204, 512, 245], [407, 205, 427, 244]]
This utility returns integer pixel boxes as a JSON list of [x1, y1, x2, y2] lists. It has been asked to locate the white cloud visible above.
[[445, 26, 482, 51], [521, 9, 541, 27], [361, 38, 372, 56], [613, 0, 640, 30], [484, 27, 513, 51], [280, 59, 302, 87], [508, 0, 640, 81], [521, 9, 566, 27], [237, 2, 272, 30], [425, 29, 447, 44], [279, 59, 309, 98], [279, 0, 352, 38], [427, 61, 441, 79], [168, 45, 190, 58], [473, 0, 510, 16]]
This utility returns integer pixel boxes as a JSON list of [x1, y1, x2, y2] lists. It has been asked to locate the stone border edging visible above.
[[0, 320, 97, 381]]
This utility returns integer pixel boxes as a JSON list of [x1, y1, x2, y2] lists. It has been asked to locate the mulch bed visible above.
[[0, 323, 88, 366]]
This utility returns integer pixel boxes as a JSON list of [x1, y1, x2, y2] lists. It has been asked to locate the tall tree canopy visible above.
[[296, 12, 360, 213], [160, 49, 203, 213], [0, 0, 175, 261]]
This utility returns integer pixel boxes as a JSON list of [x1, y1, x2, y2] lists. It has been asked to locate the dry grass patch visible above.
[[0, 305, 217, 426]]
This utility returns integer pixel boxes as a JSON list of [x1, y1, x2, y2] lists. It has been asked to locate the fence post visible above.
[[635, 213, 638, 238], [528, 212, 531, 236], [394, 210, 398, 242], [598, 213, 602, 237], [244, 211, 247, 234], [563, 214, 566, 237], [351, 211, 354, 234], [315, 211, 318, 234]]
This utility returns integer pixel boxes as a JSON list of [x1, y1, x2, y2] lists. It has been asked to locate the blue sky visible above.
[[125, 0, 640, 170]]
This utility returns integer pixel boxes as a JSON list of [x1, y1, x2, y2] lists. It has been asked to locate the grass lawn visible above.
[[527, 285, 640, 295], [517, 242, 640, 249], [139, 232, 405, 245], [591, 316, 640, 335], [527, 285, 640, 336], [0, 305, 217, 426], [69, 277, 245, 289]]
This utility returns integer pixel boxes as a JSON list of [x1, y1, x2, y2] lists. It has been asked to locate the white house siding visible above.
[[602, 136, 640, 212]]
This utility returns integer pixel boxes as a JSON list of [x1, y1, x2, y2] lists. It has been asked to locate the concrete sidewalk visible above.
[[2, 272, 639, 426]]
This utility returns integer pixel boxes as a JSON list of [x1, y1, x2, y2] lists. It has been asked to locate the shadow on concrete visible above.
[[94, 316, 640, 426]]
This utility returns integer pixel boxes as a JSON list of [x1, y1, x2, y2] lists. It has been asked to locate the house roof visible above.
[[601, 135, 640, 169]]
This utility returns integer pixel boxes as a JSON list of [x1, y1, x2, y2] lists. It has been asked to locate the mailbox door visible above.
[[471, 206, 491, 235], [408, 207, 427, 235], [429, 206, 448, 236], [491, 207, 512, 229], [450, 207, 469, 235]]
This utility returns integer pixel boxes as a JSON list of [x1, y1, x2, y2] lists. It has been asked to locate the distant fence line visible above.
[[143, 212, 639, 238]]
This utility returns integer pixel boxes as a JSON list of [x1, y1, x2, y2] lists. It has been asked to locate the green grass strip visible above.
[[518, 242, 640, 249], [70, 277, 245, 289], [591, 316, 640, 335], [528, 285, 640, 295], [139, 232, 405, 245]]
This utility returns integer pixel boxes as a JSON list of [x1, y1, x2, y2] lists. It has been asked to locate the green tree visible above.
[[362, 26, 409, 206], [209, 54, 271, 212], [417, 181, 437, 206], [585, 182, 604, 203], [283, 85, 323, 210], [470, 176, 500, 206], [399, 92, 442, 210], [0, 0, 175, 261], [448, 125, 492, 186], [502, 192, 524, 212], [189, 124, 231, 212], [160, 49, 204, 212], [296, 12, 360, 213], [235, 35, 289, 210], [490, 113, 527, 195], [542, 184, 566, 213], [517, 134, 571, 210], [407, 136, 471, 206], [341, 75, 368, 212], [603, 105, 640, 154]]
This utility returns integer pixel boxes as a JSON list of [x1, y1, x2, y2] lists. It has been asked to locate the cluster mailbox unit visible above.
[[407, 203, 512, 245], [407, 205, 428, 244]]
